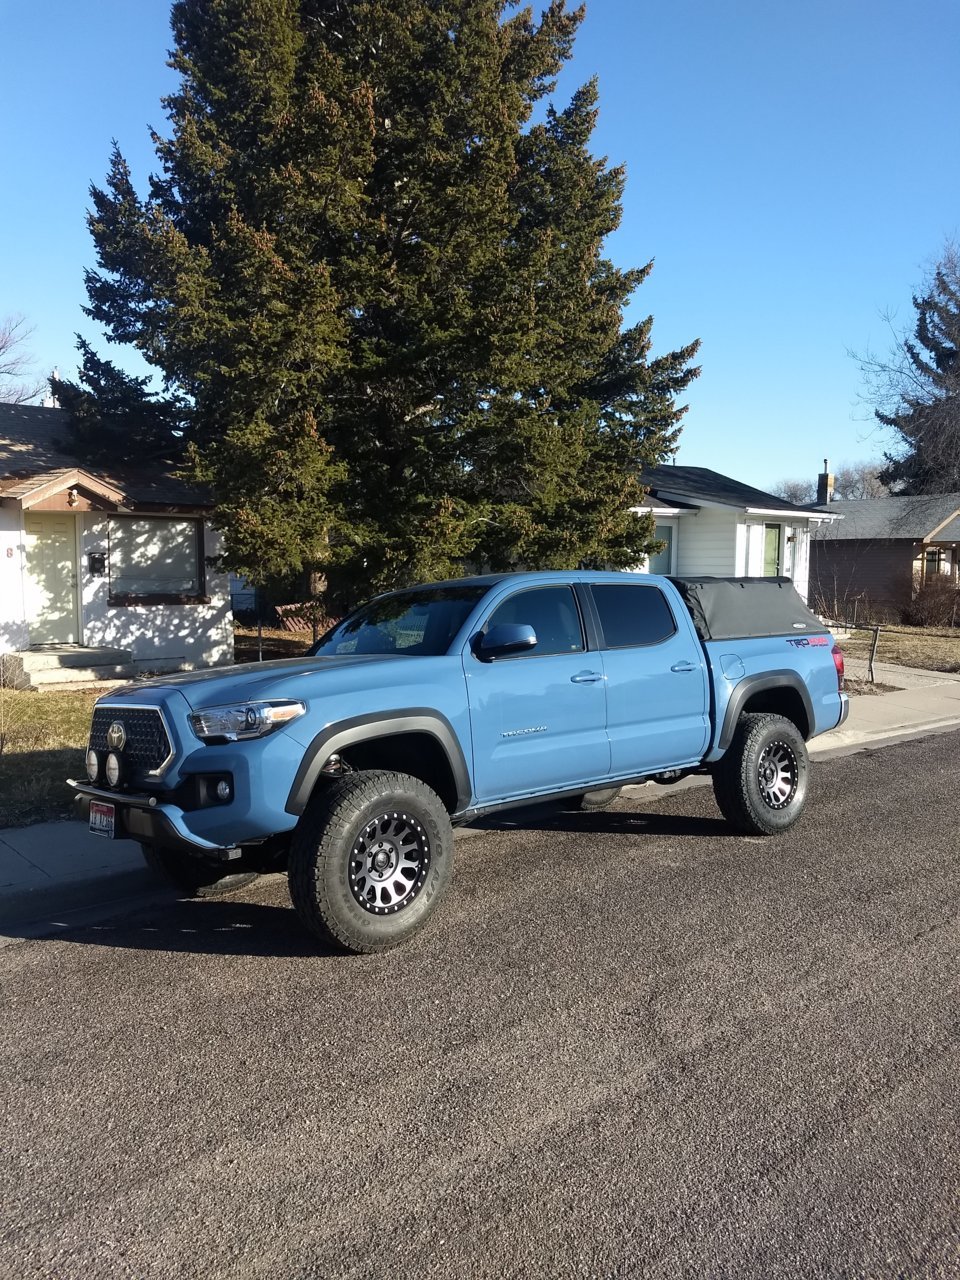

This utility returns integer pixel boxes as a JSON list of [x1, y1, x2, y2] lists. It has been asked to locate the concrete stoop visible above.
[[2, 646, 137, 689]]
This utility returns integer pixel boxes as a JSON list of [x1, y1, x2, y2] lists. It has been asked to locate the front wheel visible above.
[[712, 713, 809, 835], [288, 770, 454, 954]]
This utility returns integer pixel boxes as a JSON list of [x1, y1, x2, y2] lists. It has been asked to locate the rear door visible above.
[[464, 584, 610, 802], [588, 581, 709, 775]]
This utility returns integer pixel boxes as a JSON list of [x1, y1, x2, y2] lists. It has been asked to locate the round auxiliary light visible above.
[[104, 751, 123, 789], [215, 780, 232, 802], [85, 749, 101, 784]]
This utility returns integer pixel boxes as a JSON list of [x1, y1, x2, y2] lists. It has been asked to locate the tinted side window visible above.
[[485, 587, 584, 657], [592, 584, 677, 648]]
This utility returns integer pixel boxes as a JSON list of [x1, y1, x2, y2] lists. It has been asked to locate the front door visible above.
[[23, 513, 79, 644], [763, 523, 782, 576], [464, 584, 610, 802]]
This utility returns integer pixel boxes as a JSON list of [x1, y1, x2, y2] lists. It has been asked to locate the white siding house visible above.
[[0, 403, 232, 685], [675, 506, 739, 578], [632, 465, 835, 603]]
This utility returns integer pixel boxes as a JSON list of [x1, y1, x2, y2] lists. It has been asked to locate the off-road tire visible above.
[[573, 787, 623, 811], [288, 770, 454, 954], [140, 844, 259, 897], [712, 712, 809, 836]]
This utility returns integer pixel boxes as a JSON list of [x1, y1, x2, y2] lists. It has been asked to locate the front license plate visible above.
[[89, 800, 116, 839]]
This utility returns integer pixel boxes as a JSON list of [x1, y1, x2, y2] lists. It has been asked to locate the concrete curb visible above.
[[808, 714, 960, 759], [0, 880, 172, 942], [0, 869, 169, 941]]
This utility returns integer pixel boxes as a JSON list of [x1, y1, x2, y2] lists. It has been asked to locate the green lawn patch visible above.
[[0, 688, 101, 828]]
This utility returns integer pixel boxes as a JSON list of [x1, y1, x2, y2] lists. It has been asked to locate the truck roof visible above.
[[395, 569, 675, 592]]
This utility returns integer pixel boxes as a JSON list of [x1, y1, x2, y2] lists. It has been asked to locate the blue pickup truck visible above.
[[70, 571, 847, 953]]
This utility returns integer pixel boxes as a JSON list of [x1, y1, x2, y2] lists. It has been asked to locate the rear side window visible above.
[[591, 584, 677, 648], [485, 586, 584, 656]]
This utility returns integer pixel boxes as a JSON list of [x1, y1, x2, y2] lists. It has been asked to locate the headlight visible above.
[[189, 700, 306, 742], [85, 748, 102, 783]]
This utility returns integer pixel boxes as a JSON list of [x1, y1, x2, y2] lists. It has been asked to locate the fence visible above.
[[827, 621, 960, 684]]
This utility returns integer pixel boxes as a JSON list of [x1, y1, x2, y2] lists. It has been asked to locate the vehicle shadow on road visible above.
[[470, 803, 732, 840], [27, 893, 341, 959]]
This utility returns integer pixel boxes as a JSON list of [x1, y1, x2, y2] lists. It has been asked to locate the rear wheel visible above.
[[712, 712, 809, 835], [288, 770, 454, 954], [140, 845, 259, 898]]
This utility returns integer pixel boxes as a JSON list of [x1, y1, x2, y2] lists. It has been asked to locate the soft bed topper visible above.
[[668, 576, 829, 642]]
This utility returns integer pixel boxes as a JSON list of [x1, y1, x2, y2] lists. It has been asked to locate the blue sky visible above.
[[1, 0, 958, 492]]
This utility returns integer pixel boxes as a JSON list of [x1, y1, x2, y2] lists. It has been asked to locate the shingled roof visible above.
[[809, 494, 960, 541], [641, 464, 819, 515], [0, 402, 210, 509]]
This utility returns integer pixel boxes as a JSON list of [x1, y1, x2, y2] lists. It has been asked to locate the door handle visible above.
[[670, 661, 698, 673], [570, 671, 605, 683]]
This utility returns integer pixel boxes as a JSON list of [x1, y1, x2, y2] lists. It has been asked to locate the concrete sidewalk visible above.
[[3, 678, 960, 935], [0, 821, 165, 932], [811, 678, 960, 756]]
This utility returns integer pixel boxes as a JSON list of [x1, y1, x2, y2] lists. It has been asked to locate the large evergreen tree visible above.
[[50, 339, 187, 469], [81, 0, 699, 598], [867, 247, 960, 494]]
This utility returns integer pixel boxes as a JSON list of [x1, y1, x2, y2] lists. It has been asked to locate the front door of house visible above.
[[24, 513, 79, 644], [763, 522, 782, 576]]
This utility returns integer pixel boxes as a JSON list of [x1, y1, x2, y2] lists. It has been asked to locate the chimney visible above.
[[41, 367, 60, 410], [816, 458, 834, 505]]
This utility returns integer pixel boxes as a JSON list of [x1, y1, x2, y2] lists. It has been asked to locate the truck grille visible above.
[[90, 706, 174, 778]]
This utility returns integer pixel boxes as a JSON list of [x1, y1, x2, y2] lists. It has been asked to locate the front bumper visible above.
[[69, 781, 240, 863]]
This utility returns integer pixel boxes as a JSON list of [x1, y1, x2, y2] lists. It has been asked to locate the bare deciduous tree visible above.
[[770, 461, 888, 505], [771, 477, 816, 505], [0, 315, 44, 405], [832, 462, 890, 500]]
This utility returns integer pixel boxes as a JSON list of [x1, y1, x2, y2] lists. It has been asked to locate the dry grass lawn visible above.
[[0, 687, 102, 827], [839, 625, 960, 673], [233, 626, 314, 663]]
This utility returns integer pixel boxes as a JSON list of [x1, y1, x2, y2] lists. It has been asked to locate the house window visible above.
[[108, 517, 205, 605], [924, 547, 946, 577], [648, 524, 674, 575]]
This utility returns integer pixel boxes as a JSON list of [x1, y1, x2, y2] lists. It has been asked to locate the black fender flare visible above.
[[285, 709, 472, 816], [718, 671, 814, 750]]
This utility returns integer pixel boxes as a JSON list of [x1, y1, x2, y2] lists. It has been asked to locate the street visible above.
[[2, 733, 959, 1280]]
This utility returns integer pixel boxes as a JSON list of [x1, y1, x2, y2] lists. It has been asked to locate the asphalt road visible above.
[[2, 734, 959, 1280]]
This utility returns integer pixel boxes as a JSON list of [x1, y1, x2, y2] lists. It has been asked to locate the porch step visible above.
[[19, 646, 133, 671], [26, 663, 138, 686], [1, 648, 137, 689]]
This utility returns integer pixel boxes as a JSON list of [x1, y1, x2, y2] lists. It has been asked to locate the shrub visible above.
[[902, 575, 960, 627]]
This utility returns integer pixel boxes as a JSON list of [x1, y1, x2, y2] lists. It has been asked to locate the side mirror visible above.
[[475, 623, 538, 660]]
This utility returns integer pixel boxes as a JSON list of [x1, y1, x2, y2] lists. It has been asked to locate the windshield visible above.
[[310, 585, 489, 658]]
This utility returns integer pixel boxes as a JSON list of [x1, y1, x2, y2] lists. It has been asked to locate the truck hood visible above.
[[105, 654, 413, 711]]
